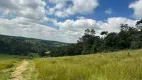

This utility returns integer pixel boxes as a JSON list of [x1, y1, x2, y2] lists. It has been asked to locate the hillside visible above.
[[0, 49, 142, 80], [34, 49, 142, 80], [0, 34, 66, 56]]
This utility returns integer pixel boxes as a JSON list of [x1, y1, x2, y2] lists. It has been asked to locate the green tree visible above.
[[101, 31, 108, 39], [136, 19, 142, 31]]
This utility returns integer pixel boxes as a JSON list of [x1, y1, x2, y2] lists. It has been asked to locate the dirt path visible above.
[[10, 60, 29, 80]]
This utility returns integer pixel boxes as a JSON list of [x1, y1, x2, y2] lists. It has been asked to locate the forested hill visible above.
[[0, 34, 66, 56]]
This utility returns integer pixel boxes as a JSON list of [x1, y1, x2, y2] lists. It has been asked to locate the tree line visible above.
[[49, 19, 142, 57], [0, 19, 142, 57]]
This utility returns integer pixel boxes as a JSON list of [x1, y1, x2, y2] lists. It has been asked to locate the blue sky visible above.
[[45, 0, 136, 21], [44, 0, 137, 28], [0, 0, 141, 43], [90, 0, 135, 20]]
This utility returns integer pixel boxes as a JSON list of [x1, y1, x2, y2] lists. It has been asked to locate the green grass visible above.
[[0, 55, 18, 80], [22, 60, 38, 80], [34, 49, 142, 80], [0, 54, 29, 80], [0, 55, 17, 71]]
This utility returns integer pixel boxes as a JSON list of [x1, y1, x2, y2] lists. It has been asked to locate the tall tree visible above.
[[91, 29, 96, 36], [101, 31, 108, 38], [136, 19, 142, 31]]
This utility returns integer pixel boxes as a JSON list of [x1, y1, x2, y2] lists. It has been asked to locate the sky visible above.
[[0, 0, 141, 43]]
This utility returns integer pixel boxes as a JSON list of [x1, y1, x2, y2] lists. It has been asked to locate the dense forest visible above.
[[49, 20, 142, 57], [0, 35, 65, 57], [0, 20, 142, 57]]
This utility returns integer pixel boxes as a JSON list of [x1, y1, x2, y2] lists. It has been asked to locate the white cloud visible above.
[[67, 0, 99, 14], [0, 18, 58, 40], [55, 11, 69, 18], [0, 0, 47, 24], [105, 8, 112, 15], [100, 17, 136, 33], [46, 0, 99, 17], [56, 19, 101, 30], [57, 19, 99, 40], [0, 0, 138, 43], [0, 17, 137, 43], [54, 17, 136, 42], [0, 18, 76, 43], [129, 0, 142, 19]]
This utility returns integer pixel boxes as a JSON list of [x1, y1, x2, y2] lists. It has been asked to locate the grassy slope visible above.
[[34, 49, 142, 80]]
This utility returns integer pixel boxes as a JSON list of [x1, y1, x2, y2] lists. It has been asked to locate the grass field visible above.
[[0, 55, 18, 80], [34, 49, 142, 80], [0, 54, 30, 80], [0, 49, 142, 80]]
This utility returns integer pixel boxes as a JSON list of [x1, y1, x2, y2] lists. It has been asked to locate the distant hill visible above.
[[0, 34, 66, 56]]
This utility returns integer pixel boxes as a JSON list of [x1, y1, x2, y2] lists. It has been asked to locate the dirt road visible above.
[[10, 60, 29, 80]]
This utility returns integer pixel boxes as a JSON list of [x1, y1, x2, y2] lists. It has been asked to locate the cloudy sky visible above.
[[0, 0, 141, 43]]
